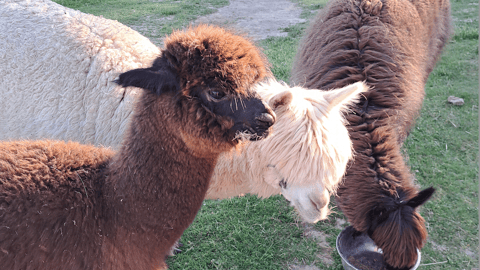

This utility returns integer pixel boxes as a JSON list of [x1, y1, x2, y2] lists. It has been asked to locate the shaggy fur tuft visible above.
[[291, 0, 451, 268], [163, 24, 270, 97]]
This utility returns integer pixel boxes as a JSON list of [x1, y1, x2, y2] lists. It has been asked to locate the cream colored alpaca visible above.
[[0, 0, 367, 223]]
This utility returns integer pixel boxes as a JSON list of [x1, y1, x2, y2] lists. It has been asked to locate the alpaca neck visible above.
[[102, 93, 217, 262]]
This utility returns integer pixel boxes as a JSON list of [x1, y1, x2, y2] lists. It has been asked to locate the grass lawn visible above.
[[53, 0, 479, 269]]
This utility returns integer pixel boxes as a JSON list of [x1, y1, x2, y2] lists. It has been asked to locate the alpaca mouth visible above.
[[229, 110, 274, 141], [233, 126, 270, 141], [249, 127, 270, 141], [281, 185, 331, 223]]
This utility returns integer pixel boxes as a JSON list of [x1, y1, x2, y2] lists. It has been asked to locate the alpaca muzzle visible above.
[[281, 183, 330, 223], [246, 106, 275, 141]]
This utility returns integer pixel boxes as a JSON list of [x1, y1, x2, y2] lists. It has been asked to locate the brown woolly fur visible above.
[[163, 25, 270, 97], [0, 141, 114, 269], [291, 0, 451, 269], [0, 25, 274, 270]]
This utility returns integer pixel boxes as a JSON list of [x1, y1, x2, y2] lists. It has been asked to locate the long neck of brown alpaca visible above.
[[102, 92, 217, 268]]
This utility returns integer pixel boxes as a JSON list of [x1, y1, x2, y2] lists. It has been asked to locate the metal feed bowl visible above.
[[336, 226, 421, 270]]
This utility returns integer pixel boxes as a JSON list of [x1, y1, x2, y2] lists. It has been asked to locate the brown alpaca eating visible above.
[[291, 0, 451, 269], [0, 25, 275, 270]]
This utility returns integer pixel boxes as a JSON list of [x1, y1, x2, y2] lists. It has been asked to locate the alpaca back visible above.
[[292, 0, 451, 140], [0, 140, 114, 270], [0, 0, 159, 147]]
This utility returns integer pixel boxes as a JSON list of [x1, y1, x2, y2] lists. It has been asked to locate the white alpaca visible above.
[[0, 0, 368, 223]]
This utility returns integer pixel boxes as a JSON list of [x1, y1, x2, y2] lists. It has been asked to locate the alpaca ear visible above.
[[405, 187, 435, 208], [115, 55, 180, 95], [269, 91, 293, 110], [323, 81, 368, 111]]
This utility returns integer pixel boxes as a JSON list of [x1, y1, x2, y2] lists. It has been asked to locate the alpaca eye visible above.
[[209, 90, 225, 100]]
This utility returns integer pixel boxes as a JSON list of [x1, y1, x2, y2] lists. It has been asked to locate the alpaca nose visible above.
[[256, 112, 275, 127]]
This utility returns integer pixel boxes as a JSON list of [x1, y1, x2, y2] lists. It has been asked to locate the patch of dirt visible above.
[[452, 17, 477, 23], [429, 240, 448, 252], [288, 263, 321, 270], [195, 0, 306, 40], [302, 223, 335, 266], [464, 249, 477, 260], [129, 15, 175, 46]]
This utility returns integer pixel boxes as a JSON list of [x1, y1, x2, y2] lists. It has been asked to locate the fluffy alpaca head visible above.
[[247, 80, 368, 223], [366, 187, 435, 269], [116, 25, 275, 153]]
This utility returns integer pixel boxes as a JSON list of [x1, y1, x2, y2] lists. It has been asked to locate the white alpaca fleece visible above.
[[0, 0, 368, 223], [0, 0, 159, 146]]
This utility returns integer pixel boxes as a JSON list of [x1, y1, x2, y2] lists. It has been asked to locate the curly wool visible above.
[[0, 0, 160, 146]]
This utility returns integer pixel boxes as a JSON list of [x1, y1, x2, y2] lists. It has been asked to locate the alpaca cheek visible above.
[[217, 117, 235, 131]]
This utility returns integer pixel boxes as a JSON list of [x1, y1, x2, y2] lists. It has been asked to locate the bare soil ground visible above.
[[195, 0, 306, 40]]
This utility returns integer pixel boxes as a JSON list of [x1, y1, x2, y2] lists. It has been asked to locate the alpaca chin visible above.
[[233, 130, 258, 142], [281, 183, 330, 223], [261, 163, 332, 223], [231, 139, 250, 154]]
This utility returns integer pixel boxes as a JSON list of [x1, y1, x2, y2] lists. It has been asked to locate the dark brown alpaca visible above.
[[0, 25, 275, 270], [291, 0, 451, 269]]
